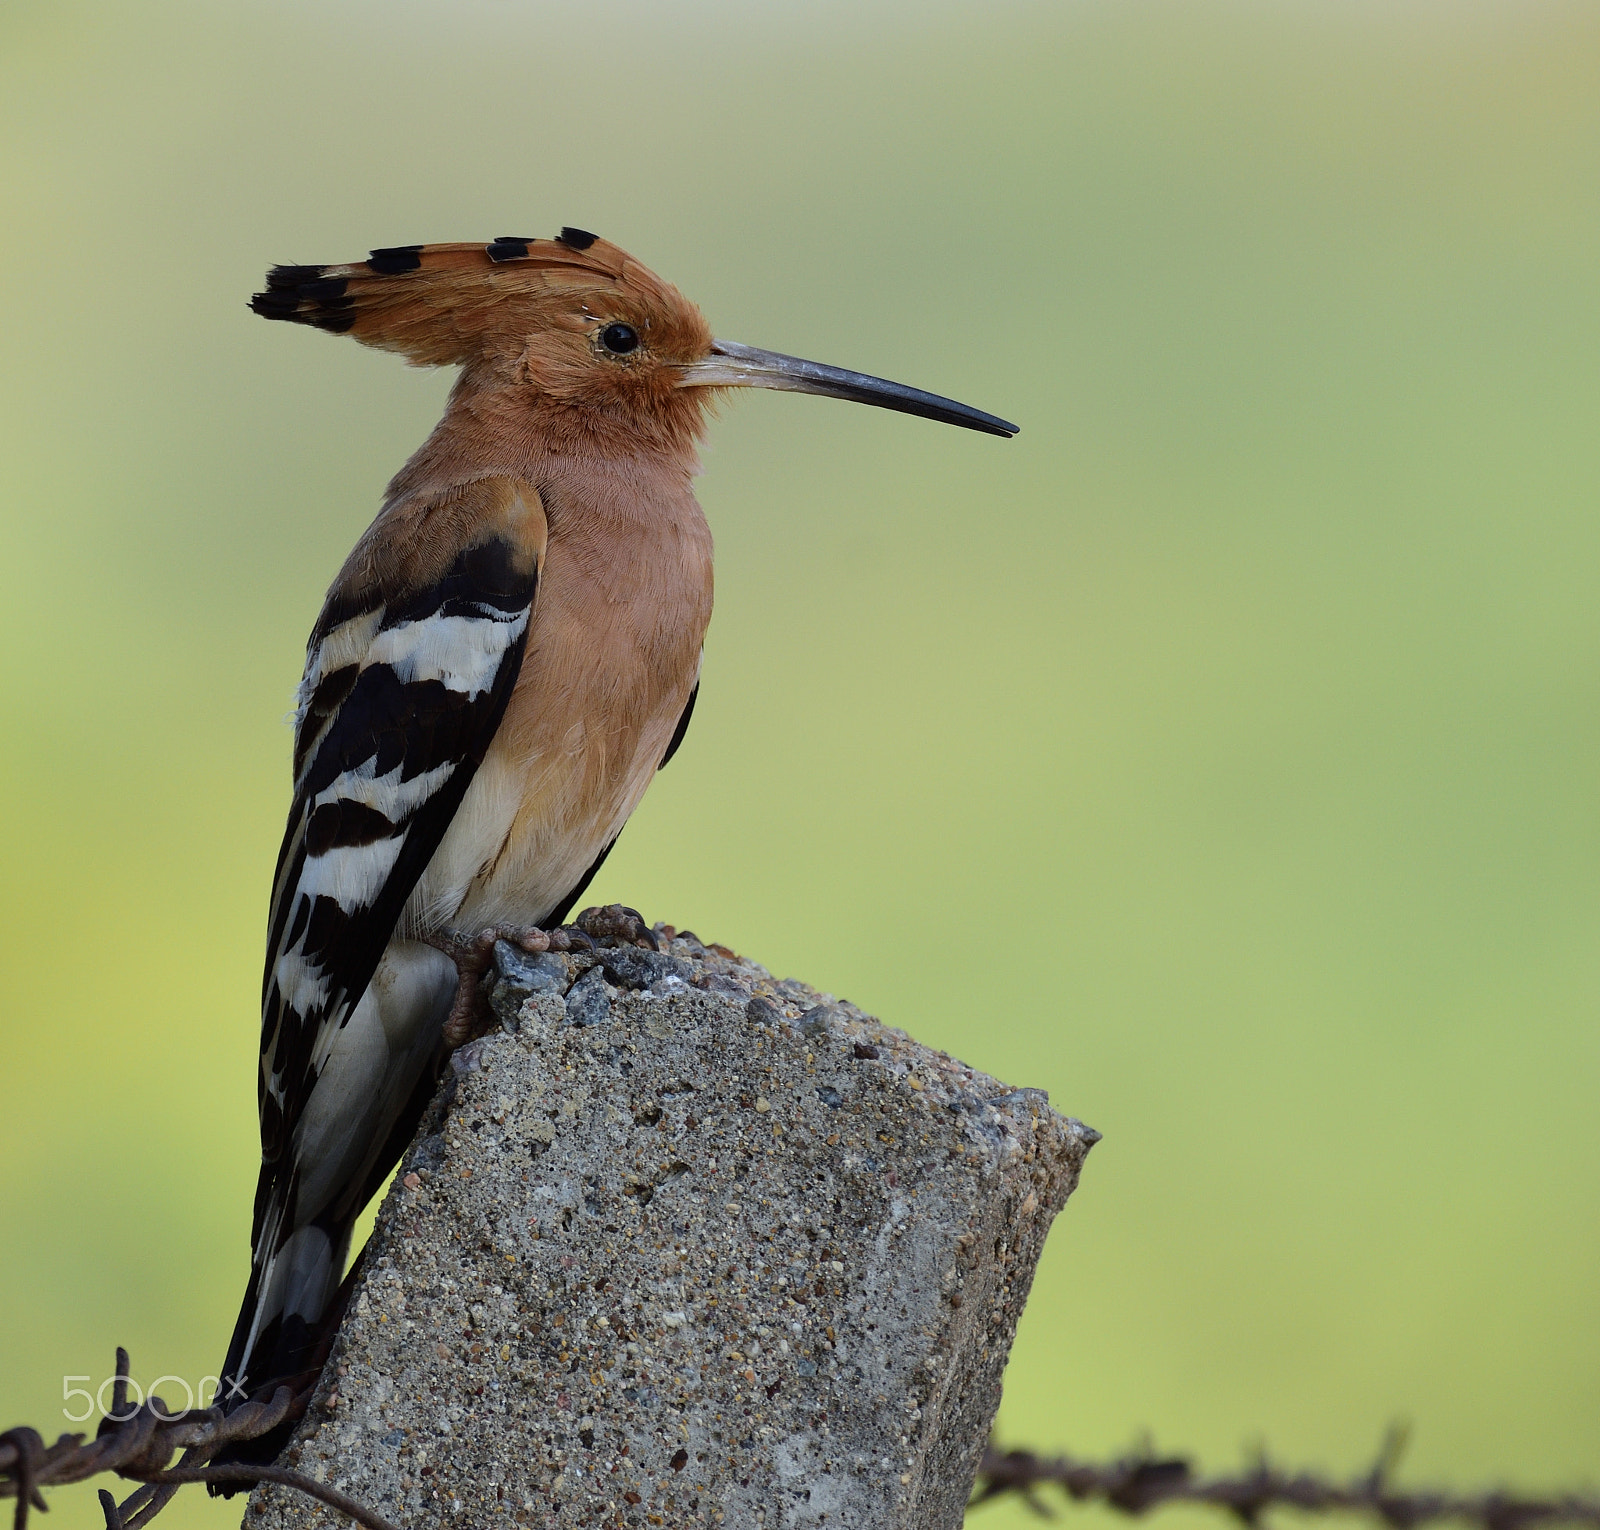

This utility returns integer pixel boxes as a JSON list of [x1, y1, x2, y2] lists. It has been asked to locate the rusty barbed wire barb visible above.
[[971, 1437, 1600, 1530], [0, 1350, 400, 1530], [0, 1430, 48, 1530], [112, 1374, 301, 1530]]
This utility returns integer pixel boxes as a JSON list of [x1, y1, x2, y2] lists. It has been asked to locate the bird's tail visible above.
[[208, 1184, 353, 1498], [210, 1024, 452, 1494], [220, 1213, 350, 1408], [210, 942, 461, 1494]]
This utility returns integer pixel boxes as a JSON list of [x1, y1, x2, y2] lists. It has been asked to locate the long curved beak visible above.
[[679, 338, 1018, 438]]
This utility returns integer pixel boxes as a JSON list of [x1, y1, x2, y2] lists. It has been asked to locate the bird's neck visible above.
[[385, 366, 706, 507]]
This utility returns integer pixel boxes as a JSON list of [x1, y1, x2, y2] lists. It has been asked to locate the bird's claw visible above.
[[575, 904, 659, 950], [514, 923, 596, 953], [430, 927, 569, 1048], [429, 907, 653, 1047], [426, 927, 553, 1046]]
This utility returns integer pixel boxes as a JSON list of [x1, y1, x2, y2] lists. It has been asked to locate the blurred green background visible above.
[[2, 1, 1597, 1526]]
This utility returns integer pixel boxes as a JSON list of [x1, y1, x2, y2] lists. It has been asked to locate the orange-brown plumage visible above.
[[297, 233, 720, 934], [220, 230, 1015, 1452]]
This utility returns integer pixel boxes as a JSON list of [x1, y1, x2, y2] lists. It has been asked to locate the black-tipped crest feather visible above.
[[246, 233, 645, 362]]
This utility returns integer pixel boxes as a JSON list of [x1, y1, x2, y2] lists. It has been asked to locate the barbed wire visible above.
[[971, 1431, 1600, 1530], [11, 1354, 1600, 1530], [0, 1349, 397, 1530]]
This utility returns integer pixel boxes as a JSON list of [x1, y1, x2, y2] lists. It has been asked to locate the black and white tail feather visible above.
[[217, 488, 543, 1448]]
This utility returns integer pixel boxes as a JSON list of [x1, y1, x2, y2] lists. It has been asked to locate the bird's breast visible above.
[[404, 465, 714, 934]]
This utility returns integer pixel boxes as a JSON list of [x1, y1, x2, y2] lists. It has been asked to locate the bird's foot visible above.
[[427, 905, 656, 1047], [422, 930, 502, 1049], [574, 904, 660, 951]]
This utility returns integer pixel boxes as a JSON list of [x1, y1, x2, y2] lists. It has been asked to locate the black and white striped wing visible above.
[[256, 532, 538, 1221]]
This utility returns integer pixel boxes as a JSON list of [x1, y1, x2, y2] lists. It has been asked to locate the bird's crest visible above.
[[250, 229, 691, 367]]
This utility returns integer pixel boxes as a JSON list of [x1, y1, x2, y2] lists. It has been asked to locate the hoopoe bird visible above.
[[219, 228, 1017, 1430]]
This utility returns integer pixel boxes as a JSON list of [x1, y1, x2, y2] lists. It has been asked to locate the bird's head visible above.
[[252, 229, 1016, 452]]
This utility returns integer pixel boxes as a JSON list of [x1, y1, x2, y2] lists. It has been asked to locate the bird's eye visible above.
[[599, 322, 640, 356]]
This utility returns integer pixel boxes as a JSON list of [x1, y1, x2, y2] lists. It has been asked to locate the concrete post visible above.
[[248, 930, 1096, 1530]]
